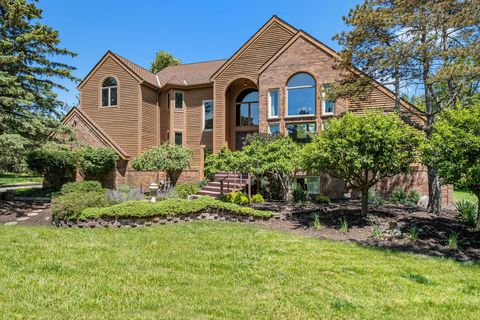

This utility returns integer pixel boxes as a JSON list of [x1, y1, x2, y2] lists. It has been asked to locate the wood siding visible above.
[[141, 85, 159, 151], [80, 56, 140, 157]]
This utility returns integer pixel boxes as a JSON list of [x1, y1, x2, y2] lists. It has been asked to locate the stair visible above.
[[196, 172, 250, 199]]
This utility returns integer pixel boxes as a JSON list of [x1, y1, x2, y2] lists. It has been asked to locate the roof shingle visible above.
[[156, 60, 226, 87]]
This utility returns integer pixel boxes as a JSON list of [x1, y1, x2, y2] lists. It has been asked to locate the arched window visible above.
[[236, 89, 259, 126], [287, 73, 316, 116], [102, 77, 118, 107]]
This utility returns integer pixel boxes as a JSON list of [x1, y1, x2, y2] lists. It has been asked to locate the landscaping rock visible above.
[[16, 217, 29, 222], [418, 195, 429, 208], [4, 221, 17, 226]]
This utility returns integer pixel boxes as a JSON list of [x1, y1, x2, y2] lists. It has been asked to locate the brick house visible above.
[[63, 16, 453, 203]]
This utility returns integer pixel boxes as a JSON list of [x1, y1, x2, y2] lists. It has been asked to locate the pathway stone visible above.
[[27, 212, 40, 217], [4, 221, 17, 226], [16, 217, 29, 221]]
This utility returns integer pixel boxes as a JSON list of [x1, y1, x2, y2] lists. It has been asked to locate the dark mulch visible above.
[[0, 200, 51, 226], [252, 200, 480, 262]]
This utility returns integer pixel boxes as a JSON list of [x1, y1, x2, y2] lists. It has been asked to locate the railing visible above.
[[219, 172, 251, 198]]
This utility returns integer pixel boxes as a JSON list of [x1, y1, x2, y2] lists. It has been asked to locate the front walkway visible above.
[[0, 200, 51, 226]]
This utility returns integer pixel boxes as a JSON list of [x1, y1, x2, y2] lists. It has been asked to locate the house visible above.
[[63, 16, 453, 203]]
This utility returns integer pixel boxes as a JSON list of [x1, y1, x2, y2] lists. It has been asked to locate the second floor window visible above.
[[203, 100, 214, 130], [287, 73, 316, 116], [101, 77, 117, 107], [174, 91, 184, 109]]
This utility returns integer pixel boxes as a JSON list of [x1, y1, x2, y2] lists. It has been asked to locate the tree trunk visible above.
[[427, 165, 442, 214], [361, 187, 369, 216]]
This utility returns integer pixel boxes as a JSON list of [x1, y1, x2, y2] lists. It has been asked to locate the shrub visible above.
[[77, 146, 117, 182], [250, 194, 265, 204], [292, 185, 307, 204], [455, 200, 478, 227], [60, 181, 104, 195], [220, 191, 249, 206], [409, 226, 419, 242], [406, 190, 421, 206], [313, 195, 331, 205], [156, 185, 178, 200], [390, 187, 407, 204], [173, 183, 200, 199], [368, 189, 384, 205], [26, 142, 76, 190], [52, 191, 111, 220], [79, 196, 272, 221], [107, 185, 144, 204]]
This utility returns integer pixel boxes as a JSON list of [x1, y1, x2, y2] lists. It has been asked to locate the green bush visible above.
[[77, 146, 117, 182], [292, 185, 307, 204], [368, 189, 384, 205], [406, 190, 421, 206], [79, 196, 272, 221], [26, 142, 76, 190], [390, 188, 420, 206], [455, 200, 478, 227], [60, 181, 104, 195], [52, 191, 111, 220], [220, 191, 249, 206], [173, 183, 200, 199], [313, 195, 331, 205], [250, 194, 265, 204]]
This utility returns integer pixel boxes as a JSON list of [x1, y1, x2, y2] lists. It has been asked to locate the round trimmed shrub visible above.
[[78, 146, 118, 181], [173, 183, 200, 199], [60, 181, 104, 195], [250, 194, 265, 204]]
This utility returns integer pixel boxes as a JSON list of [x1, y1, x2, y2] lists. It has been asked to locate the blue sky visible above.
[[37, 0, 361, 106]]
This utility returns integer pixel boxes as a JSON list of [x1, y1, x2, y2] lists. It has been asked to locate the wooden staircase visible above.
[[197, 172, 251, 199]]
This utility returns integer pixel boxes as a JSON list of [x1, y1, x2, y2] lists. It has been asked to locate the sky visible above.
[[37, 0, 362, 106]]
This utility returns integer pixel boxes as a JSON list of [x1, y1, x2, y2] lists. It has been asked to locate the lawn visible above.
[[0, 223, 479, 319], [0, 173, 42, 186], [454, 188, 478, 204]]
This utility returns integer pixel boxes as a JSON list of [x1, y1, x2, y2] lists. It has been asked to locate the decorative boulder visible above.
[[418, 195, 429, 208]]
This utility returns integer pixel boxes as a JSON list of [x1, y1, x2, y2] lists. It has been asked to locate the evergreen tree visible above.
[[330, 0, 480, 214]]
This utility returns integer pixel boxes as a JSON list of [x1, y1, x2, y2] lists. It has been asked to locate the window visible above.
[[287, 73, 316, 116], [322, 84, 335, 114], [174, 91, 184, 109], [268, 89, 279, 118], [101, 77, 118, 107], [294, 176, 320, 195], [268, 124, 280, 135], [166, 130, 170, 142], [174, 132, 183, 145], [203, 100, 214, 131], [286, 123, 316, 143], [236, 89, 259, 126], [166, 93, 170, 110]]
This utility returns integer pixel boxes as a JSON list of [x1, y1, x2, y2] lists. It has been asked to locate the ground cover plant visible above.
[[0, 223, 479, 319]]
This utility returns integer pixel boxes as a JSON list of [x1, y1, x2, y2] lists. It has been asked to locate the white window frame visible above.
[[268, 89, 279, 119], [286, 75, 316, 117], [202, 100, 214, 131], [174, 91, 184, 109], [322, 84, 335, 116], [101, 76, 118, 108]]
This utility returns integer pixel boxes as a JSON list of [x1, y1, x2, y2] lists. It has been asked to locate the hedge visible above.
[[78, 196, 272, 221], [52, 191, 111, 220], [60, 181, 104, 195]]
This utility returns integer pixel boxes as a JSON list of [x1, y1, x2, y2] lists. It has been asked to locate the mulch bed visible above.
[[0, 200, 51, 226], [252, 200, 480, 262]]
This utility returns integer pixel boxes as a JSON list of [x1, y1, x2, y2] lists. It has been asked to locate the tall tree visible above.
[[330, 0, 480, 214], [0, 0, 78, 141], [149, 50, 181, 73]]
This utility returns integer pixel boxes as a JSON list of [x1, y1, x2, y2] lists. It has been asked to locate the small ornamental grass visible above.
[[78, 196, 272, 221], [455, 200, 478, 227]]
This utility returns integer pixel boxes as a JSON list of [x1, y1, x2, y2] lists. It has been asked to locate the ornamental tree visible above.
[[303, 112, 421, 215], [132, 144, 192, 186], [149, 50, 181, 73], [77, 146, 118, 182], [423, 103, 480, 226]]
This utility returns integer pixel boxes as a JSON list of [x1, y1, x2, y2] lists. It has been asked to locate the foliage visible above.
[[0, 134, 29, 173], [26, 142, 76, 190], [155, 185, 178, 200], [424, 104, 480, 225], [303, 112, 420, 215], [250, 194, 265, 204], [448, 232, 459, 250], [51, 191, 111, 220], [79, 196, 272, 221], [390, 188, 420, 206], [197, 178, 209, 188], [312, 213, 322, 230], [14, 187, 56, 198], [455, 200, 478, 228], [204, 147, 246, 179], [107, 185, 144, 204], [132, 144, 192, 186], [0, 0, 78, 144], [292, 185, 307, 204], [340, 217, 349, 233], [370, 222, 382, 239], [331, 0, 480, 213], [368, 189, 384, 206], [220, 191, 249, 206], [149, 50, 181, 73], [0, 172, 42, 186], [409, 227, 419, 243], [312, 195, 331, 205], [60, 180, 104, 195], [77, 146, 117, 181], [173, 183, 200, 199]]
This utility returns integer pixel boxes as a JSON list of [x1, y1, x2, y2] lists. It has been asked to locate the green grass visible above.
[[454, 189, 478, 204], [0, 223, 479, 319], [14, 187, 56, 198], [0, 172, 42, 186]]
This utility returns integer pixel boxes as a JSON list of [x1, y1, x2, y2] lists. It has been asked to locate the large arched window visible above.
[[287, 73, 316, 116], [236, 89, 259, 126], [101, 77, 118, 107]]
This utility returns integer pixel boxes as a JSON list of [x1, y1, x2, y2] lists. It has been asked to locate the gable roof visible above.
[[210, 15, 297, 81], [77, 51, 159, 90], [156, 60, 226, 87], [62, 107, 130, 160]]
